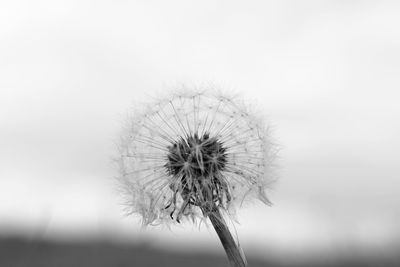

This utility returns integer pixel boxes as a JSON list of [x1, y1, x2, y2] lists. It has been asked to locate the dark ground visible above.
[[0, 237, 399, 267]]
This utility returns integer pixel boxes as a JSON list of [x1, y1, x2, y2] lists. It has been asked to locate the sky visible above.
[[1, 0, 400, 261]]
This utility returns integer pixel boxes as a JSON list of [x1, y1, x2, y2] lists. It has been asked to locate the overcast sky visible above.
[[1, 0, 400, 260]]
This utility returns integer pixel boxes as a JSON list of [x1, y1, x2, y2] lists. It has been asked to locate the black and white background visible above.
[[1, 1, 400, 266]]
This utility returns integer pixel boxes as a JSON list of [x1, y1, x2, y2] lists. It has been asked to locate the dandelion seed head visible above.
[[117, 88, 276, 226]]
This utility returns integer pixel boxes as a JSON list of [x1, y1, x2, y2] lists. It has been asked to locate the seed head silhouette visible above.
[[117, 89, 276, 267]]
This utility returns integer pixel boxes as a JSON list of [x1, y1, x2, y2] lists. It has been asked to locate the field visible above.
[[1, 237, 399, 267]]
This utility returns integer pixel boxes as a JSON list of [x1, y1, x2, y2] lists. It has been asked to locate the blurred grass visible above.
[[0, 236, 399, 267]]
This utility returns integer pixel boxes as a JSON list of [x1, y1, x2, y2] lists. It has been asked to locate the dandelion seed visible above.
[[116, 88, 277, 267]]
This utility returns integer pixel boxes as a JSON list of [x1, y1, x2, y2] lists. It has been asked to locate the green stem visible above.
[[209, 207, 247, 267]]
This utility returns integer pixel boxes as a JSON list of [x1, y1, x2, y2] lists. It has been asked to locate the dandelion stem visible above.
[[209, 207, 247, 267]]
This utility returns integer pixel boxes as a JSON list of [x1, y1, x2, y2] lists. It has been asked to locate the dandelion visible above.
[[117, 88, 276, 267]]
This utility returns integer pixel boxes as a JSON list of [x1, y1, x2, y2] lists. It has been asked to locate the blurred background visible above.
[[1, 0, 400, 266]]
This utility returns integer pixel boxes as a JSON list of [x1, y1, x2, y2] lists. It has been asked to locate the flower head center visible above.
[[165, 133, 227, 177], [164, 133, 230, 216]]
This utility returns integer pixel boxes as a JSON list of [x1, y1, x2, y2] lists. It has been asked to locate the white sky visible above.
[[1, 0, 400, 259]]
